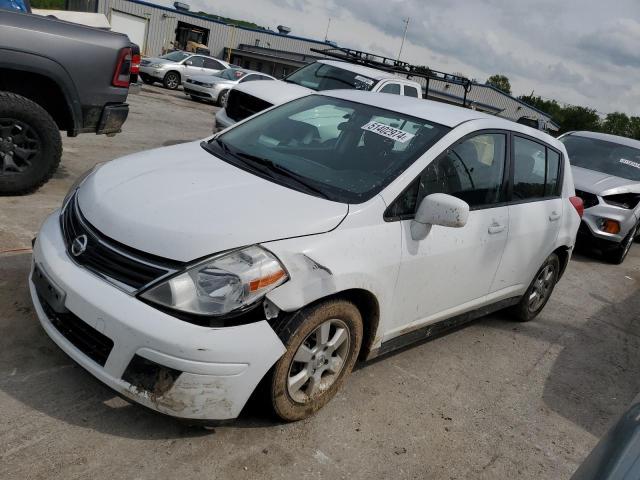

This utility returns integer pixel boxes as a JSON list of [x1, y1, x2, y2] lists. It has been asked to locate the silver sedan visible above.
[[183, 68, 275, 107], [560, 131, 640, 264]]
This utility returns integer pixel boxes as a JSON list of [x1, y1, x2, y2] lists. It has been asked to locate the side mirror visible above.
[[185, 60, 193, 66], [410, 193, 469, 241]]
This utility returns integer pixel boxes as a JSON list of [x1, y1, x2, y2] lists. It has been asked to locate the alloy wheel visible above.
[[166, 74, 179, 89], [0, 118, 39, 176], [528, 263, 556, 312], [287, 318, 350, 403]]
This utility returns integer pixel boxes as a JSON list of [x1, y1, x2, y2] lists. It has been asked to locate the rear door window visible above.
[[404, 86, 420, 98], [188, 56, 206, 67], [203, 58, 225, 70], [512, 136, 562, 200]]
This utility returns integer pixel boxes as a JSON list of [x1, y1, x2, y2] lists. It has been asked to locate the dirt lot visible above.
[[1, 85, 639, 480]]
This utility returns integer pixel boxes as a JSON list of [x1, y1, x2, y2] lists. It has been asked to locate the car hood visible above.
[[572, 165, 640, 196], [234, 79, 313, 105], [77, 141, 348, 262]]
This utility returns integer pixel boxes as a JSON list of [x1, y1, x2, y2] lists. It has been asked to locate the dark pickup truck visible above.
[[0, 10, 132, 194]]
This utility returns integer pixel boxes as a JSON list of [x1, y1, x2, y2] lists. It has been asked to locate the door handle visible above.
[[549, 211, 561, 221], [488, 223, 505, 234]]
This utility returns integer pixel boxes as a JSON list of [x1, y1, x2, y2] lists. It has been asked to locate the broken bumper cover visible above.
[[96, 103, 129, 135], [30, 212, 286, 420]]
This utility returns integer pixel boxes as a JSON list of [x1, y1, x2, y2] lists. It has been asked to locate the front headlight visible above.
[[141, 246, 288, 317], [202, 83, 214, 88], [62, 163, 104, 208]]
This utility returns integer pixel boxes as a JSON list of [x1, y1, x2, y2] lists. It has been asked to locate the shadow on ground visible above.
[[486, 288, 640, 437]]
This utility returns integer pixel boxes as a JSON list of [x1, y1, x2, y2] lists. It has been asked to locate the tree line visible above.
[[486, 74, 640, 139]]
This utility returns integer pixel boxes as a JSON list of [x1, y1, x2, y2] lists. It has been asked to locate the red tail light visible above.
[[131, 53, 141, 75], [570, 196, 584, 218], [112, 47, 132, 87]]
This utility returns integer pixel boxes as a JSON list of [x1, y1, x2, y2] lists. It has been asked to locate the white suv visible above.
[[215, 59, 424, 130], [30, 91, 581, 422]]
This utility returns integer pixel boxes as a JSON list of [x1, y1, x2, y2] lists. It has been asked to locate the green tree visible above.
[[30, 0, 65, 8], [556, 106, 601, 133], [602, 112, 630, 137], [485, 74, 511, 94]]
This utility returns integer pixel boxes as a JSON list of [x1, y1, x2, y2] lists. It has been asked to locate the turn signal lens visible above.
[[598, 218, 621, 234]]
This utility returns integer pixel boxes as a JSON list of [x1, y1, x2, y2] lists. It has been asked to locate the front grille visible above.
[[40, 295, 114, 367], [225, 90, 272, 122], [60, 196, 178, 292], [575, 189, 599, 209]]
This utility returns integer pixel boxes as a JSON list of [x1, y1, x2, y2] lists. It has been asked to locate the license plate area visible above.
[[32, 264, 67, 313]]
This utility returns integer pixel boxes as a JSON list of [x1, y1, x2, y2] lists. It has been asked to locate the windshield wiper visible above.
[[201, 140, 329, 199], [233, 151, 329, 199]]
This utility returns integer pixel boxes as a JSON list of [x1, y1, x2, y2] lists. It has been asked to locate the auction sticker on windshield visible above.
[[361, 121, 415, 143], [620, 158, 640, 169]]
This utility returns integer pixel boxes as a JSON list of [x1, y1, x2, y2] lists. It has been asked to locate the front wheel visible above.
[[605, 224, 638, 264], [511, 253, 560, 322], [0, 92, 62, 195], [163, 72, 180, 90], [217, 89, 229, 107], [269, 300, 363, 421]]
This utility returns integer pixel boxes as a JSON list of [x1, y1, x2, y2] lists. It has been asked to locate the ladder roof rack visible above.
[[309, 46, 473, 107]]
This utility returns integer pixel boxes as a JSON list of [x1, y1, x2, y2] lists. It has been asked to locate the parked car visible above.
[[184, 68, 275, 106], [139, 51, 231, 90], [30, 91, 582, 422], [214, 59, 424, 131], [559, 131, 640, 264], [0, 10, 132, 194]]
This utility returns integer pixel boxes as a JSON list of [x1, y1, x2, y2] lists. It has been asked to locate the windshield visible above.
[[205, 95, 449, 203], [285, 63, 376, 92], [561, 135, 640, 181], [215, 69, 247, 80], [160, 51, 190, 62]]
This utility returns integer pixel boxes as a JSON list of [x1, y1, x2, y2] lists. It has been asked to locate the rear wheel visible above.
[[605, 224, 638, 264], [0, 92, 61, 195], [269, 300, 363, 421], [511, 253, 560, 322], [163, 72, 180, 90]]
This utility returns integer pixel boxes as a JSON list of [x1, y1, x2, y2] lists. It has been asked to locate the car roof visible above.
[[318, 59, 405, 81], [566, 131, 640, 149], [318, 90, 563, 146], [234, 68, 274, 78]]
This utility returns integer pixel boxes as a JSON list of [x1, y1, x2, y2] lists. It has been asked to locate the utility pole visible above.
[[397, 17, 410, 61], [324, 18, 331, 42]]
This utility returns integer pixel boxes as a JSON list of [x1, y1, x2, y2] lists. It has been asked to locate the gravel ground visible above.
[[1, 85, 639, 479]]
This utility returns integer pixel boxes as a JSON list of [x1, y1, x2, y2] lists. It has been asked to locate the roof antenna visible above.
[[397, 17, 410, 61]]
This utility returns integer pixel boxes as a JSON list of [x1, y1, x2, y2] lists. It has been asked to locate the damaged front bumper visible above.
[[30, 212, 286, 420]]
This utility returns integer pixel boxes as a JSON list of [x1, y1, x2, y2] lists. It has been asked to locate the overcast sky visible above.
[[164, 0, 640, 116]]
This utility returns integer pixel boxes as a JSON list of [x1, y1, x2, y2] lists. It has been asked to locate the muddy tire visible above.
[[269, 299, 363, 422], [163, 71, 180, 90], [0, 92, 62, 195], [511, 253, 560, 322]]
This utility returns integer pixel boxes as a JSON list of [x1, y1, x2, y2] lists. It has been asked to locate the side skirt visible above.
[[369, 296, 521, 359]]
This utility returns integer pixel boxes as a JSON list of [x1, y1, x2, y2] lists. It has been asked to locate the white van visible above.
[[30, 91, 582, 422]]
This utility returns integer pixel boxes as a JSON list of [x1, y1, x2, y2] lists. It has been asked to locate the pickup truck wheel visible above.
[[269, 300, 363, 421], [0, 92, 61, 195], [511, 253, 560, 322], [163, 72, 180, 90]]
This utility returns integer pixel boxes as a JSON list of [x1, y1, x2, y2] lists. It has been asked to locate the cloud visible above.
[[578, 19, 640, 68]]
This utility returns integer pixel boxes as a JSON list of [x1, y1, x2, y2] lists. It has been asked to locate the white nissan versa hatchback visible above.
[[30, 91, 582, 422]]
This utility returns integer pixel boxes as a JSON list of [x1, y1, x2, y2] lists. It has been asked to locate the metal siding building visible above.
[[98, 0, 331, 60]]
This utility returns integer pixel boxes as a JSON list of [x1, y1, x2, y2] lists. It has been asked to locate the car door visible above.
[[183, 56, 206, 79], [386, 132, 510, 337], [492, 135, 563, 293]]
